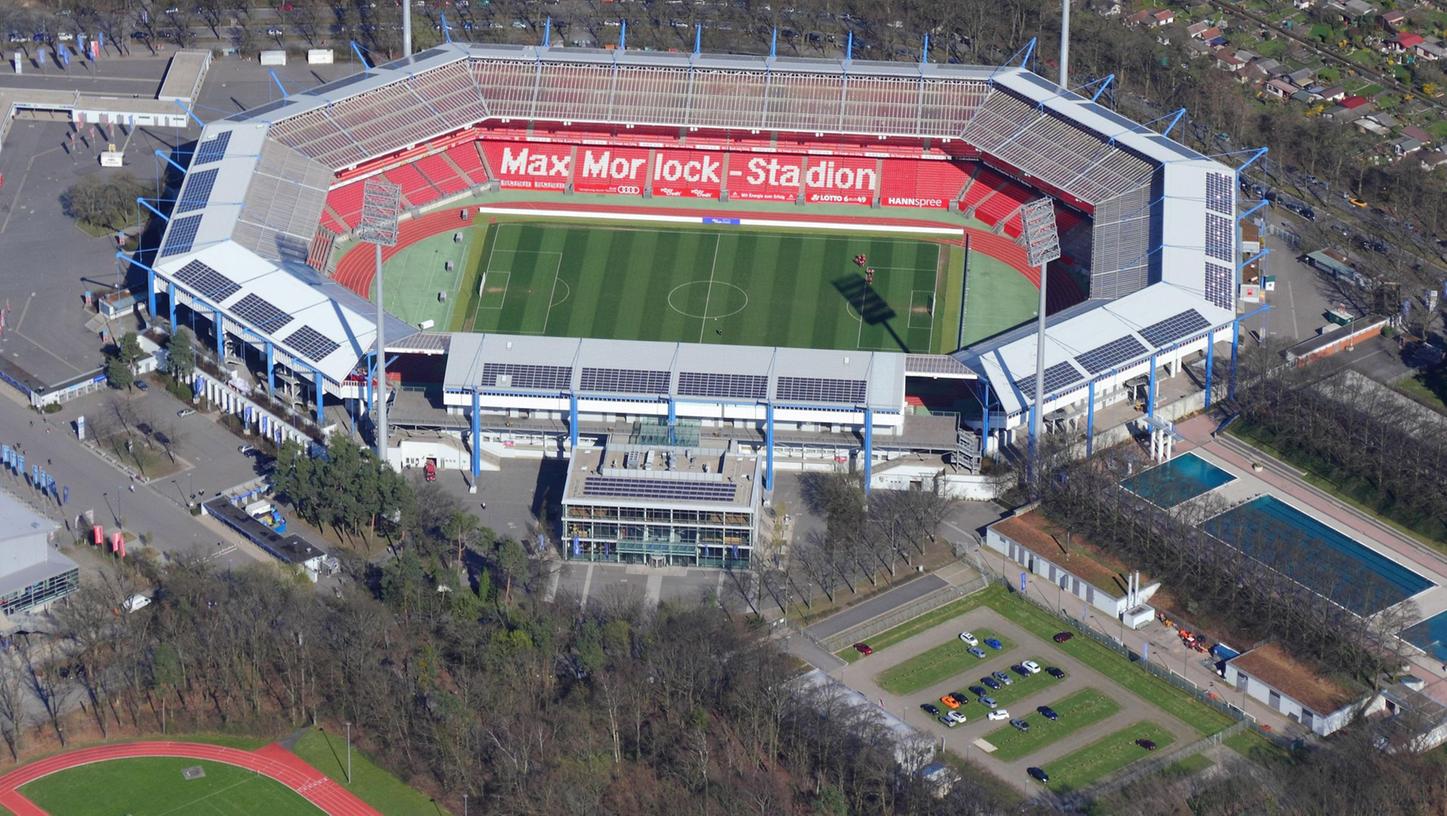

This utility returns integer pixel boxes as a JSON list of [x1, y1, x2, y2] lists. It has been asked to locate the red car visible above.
[[852, 642, 873, 656], [1053, 631, 1074, 643]]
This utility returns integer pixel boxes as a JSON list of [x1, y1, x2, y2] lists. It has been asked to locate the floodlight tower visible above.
[[1060, 0, 1071, 87], [358, 178, 401, 460], [1016, 198, 1062, 463], [403, 1, 412, 57]]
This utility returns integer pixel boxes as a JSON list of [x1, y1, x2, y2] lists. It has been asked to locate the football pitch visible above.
[[19, 758, 317, 816], [459, 221, 957, 353]]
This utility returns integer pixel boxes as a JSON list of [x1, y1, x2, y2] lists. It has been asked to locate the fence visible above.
[[816, 573, 990, 654], [1088, 719, 1251, 797]]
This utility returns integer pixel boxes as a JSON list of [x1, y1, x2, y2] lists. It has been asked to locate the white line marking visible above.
[[698, 234, 722, 343], [540, 253, 564, 336]]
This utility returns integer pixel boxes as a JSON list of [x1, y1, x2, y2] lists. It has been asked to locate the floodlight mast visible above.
[[1016, 198, 1061, 473], [1060, 0, 1071, 87], [357, 179, 401, 461], [403, 1, 412, 57]]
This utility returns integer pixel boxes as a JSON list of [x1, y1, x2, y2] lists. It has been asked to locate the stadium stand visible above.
[[878, 158, 971, 209], [446, 142, 491, 186], [307, 226, 337, 271], [325, 181, 366, 230], [414, 153, 470, 195], [384, 163, 443, 208]]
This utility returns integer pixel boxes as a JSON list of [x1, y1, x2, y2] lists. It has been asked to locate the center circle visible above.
[[666, 281, 750, 320]]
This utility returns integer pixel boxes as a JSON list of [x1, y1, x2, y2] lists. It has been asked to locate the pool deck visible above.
[[1173, 413, 1447, 706]]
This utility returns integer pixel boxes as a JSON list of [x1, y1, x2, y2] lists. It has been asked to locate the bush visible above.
[[41, 403, 63, 414]]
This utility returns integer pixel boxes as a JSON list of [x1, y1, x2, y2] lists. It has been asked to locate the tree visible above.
[[104, 331, 143, 391], [104, 354, 134, 391], [167, 326, 195, 378], [60, 172, 147, 232]]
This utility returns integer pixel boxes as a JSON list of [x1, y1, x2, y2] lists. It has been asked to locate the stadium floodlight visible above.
[[358, 178, 401, 460], [1016, 198, 1060, 466]]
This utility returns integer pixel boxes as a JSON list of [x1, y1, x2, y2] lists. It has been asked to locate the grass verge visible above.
[[836, 594, 989, 663], [1043, 720, 1176, 792], [1163, 752, 1213, 778], [291, 726, 450, 816], [1225, 728, 1292, 763], [980, 688, 1121, 762], [876, 629, 1013, 695]]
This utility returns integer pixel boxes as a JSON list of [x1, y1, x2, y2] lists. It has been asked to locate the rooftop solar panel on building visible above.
[[176, 168, 218, 214], [677, 372, 767, 400], [230, 293, 294, 334], [228, 98, 290, 122], [582, 476, 739, 503], [284, 325, 341, 362], [302, 72, 378, 96], [1139, 309, 1209, 348], [775, 376, 868, 404], [1076, 335, 1147, 374], [1205, 212, 1234, 263], [580, 367, 670, 394], [481, 363, 572, 391], [1206, 172, 1234, 215], [1205, 263, 1234, 311], [1013, 362, 1083, 396], [173, 259, 240, 302], [193, 131, 232, 165], [159, 214, 204, 258]]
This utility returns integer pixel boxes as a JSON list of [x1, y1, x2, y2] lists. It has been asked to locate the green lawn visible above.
[[292, 726, 450, 816], [465, 221, 957, 353], [960, 247, 1039, 347], [837, 594, 991, 663], [375, 226, 475, 330], [877, 630, 1014, 695], [981, 688, 1121, 761], [1225, 727, 1293, 763], [1164, 752, 1214, 778], [1043, 720, 1176, 792], [20, 758, 317, 816]]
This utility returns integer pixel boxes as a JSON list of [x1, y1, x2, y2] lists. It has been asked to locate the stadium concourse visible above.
[[131, 40, 1256, 565]]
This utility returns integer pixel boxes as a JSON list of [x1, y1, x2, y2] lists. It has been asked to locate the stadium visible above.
[[138, 40, 1250, 565]]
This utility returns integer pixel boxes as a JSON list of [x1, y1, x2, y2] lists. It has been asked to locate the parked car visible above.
[[958, 631, 978, 646], [177, 408, 196, 418], [1037, 706, 1059, 721], [122, 593, 152, 613], [1022, 660, 1043, 674], [133, 378, 149, 391], [977, 695, 998, 709], [238, 444, 257, 455], [987, 709, 1010, 721], [920, 703, 940, 716], [991, 670, 1013, 686], [1011, 664, 1030, 677], [267, 26, 284, 36], [968, 685, 987, 697], [1135, 738, 1157, 751], [943, 710, 967, 726], [1052, 632, 1074, 643], [967, 646, 987, 659], [1027, 767, 1050, 783], [946, 692, 969, 707], [984, 638, 1003, 650], [939, 694, 961, 710], [980, 676, 1000, 690], [852, 642, 873, 656], [1010, 718, 1030, 732], [937, 714, 957, 728], [1046, 666, 1065, 679]]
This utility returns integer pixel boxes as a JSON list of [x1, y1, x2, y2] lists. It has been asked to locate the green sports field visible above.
[[19, 757, 316, 816], [460, 221, 955, 353]]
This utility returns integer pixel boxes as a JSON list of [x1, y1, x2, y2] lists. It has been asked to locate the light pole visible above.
[[345, 721, 352, 784], [1014, 199, 1061, 481], [357, 179, 400, 461], [463, 793, 468, 816]]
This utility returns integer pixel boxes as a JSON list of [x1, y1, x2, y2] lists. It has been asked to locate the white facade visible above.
[[986, 520, 1161, 618], [1222, 656, 1362, 737]]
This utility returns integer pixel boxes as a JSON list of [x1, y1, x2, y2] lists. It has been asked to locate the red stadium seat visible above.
[[446, 142, 490, 185], [878, 158, 970, 209], [383, 164, 442, 208], [325, 182, 366, 230], [414, 153, 469, 195]]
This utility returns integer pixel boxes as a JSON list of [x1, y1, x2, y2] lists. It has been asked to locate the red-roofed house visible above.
[[1340, 95, 1369, 109], [1151, 9, 1175, 26], [1379, 9, 1408, 32], [1388, 32, 1426, 53]]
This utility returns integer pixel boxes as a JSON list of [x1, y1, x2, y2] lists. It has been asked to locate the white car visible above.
[[958, 631, 979, 646], [122, 593, 152, 613], [944, 710, 966, 726], [987, 709, 1010, 721], [1022, 660, 1042, 675]]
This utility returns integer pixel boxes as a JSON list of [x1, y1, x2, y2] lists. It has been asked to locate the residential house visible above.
[[1265, 78, 1299, 99], [1393, 136, 1424, 156], [1293, 0, 1314, 8], [1354, 111, 1399, 134], [1415, 38, 1446, 61], [1216, 48, 1248, 72], [1314, 84, 1347, 102], [1288, 67, 1317, 87], [1221, 644, 1367, 737], [1379, 9, 1407, 32], [1420, 150, 1447, 172], [1387, 32, 1426, 53], [1402, 125, 1432, 146], [1187, 21, 1211, 37], [1151, 9, 1175, 26]]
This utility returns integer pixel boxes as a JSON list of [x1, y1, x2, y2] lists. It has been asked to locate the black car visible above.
[[1037, 706, 1059, 721], [920, 703, 941, 716], [981, 676, 1001, 690], [1011, 664, 1030, 677], [1027, 767, 1049, 783], [1010, 718, 1030, 732], [1045, 667, 1065, 679], [1135, 739, 1157, 751], [1052, 632, 1074, 644], [946, 692, 969, 707], [968, 685, 987, 697]]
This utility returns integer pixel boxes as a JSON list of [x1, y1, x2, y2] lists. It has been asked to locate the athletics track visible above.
[[0, 741, 382, 816]]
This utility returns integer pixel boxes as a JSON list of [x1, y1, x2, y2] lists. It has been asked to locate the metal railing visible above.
[[816, 573, 990, 653]]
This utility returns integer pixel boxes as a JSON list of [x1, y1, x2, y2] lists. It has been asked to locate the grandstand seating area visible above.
[[878, 158, 971, 209], [415, 153, 470, 195]]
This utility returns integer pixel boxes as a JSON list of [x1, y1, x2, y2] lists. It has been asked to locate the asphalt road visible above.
[[804, 573, 947, 641]]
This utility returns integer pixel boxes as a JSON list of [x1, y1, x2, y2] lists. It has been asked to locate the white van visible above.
[[122, 594, 151, 613]]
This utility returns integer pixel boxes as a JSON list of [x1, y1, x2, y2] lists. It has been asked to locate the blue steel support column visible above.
[[980, 380, 991, 457], [265, 342, 275, 395], [1027, 403, 1037, 463], [1228, 320, 1241, 401], [862, 407, 873, 496], [167, 281, 176, 328], [213, 309, 224, 359], [146, 267, 157, 316], [1204, 336, 1216, 408], [1086, 380, 1096, 456], [363, 352, 373, 416], [764, 401, 775, 492], [667, 397, 676, 444], [1146, 354, 1158, 418], [471, 388, 481, 479], [569, 392, 579, 450], [313, 369, 324, 426]]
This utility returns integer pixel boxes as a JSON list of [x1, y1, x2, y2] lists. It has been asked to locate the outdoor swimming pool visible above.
[[1122, 452, 1236, 508], [1403, 611, 1447, 663], [1203, 496, 1433, 615]]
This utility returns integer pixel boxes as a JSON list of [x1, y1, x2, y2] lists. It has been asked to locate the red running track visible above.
[[329, 199, 1042, 303], [0, 741, 382, 816]]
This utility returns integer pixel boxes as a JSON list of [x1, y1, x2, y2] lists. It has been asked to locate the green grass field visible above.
[[1043, 720, 1176, 792], [19, 758, 316, 816], [374, 228, 478, 331], [464, 221, 955, 353], [876, 630, 1014, 695], [981, 687, 1121, 761], [292, 727, 450, 815]]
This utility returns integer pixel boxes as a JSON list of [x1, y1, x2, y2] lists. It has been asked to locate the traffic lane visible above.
[[804, 573, 947, 641]]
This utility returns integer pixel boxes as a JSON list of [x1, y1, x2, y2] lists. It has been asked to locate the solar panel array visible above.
[[582, 476, 739, 503], [1205, 262, 1234, 311], [159, 214, 203, 258], [1076, 335, 1147, 374], [302, 71, 377, 96], [775, 376, 868, 404], [228, 98, 290, 122], [193, 131, 232, 165], [1139, 309, 1210, 348], [284, 325, 341, 362], [580, 367, 670, 394], [173, 259, 240, 302], [230, 293, 294, 334], [1013, 362, 1082, 396], [176, 168, 219, 214], [482, 362, 572, 391], [1205, 172, 1233, 214], [1205, 212, 1234, 262], [677, 371, 768, 400]]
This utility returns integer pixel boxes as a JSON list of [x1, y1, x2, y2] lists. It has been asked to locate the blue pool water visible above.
[[1203, 496, 1433, 615], [1122, 452, 1236, 508], [1403, 611, 1447, 662]]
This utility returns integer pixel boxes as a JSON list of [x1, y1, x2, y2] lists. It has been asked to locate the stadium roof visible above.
[[443, 334, 904, 411]]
